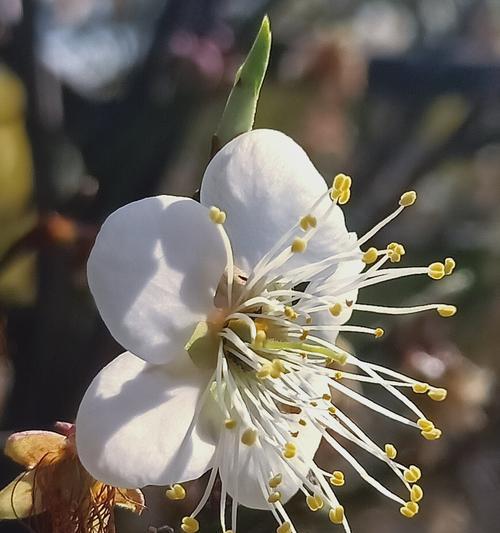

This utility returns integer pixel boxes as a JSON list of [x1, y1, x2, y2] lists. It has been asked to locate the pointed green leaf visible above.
[[213, 15, 271, 152]]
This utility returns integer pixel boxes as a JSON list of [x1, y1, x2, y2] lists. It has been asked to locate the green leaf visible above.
[[213, 15, 271, 152]]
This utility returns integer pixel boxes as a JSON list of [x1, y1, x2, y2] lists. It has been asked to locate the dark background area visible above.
[[1, 0, 499, 532]]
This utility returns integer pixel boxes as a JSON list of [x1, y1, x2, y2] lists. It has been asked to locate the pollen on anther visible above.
[[428, 262, 445, 280], [362, 247, 378, 264], [404, 465, 422, 483], [283, 442, 297, 459], [269, 473, 283, 488], [276, 522, 291, 533], [399, 191, 417, 207], [268, 491, 282, 504], [411, 485, 424, 503], [329, 303, 342, 317], [181, 516, 199, 533], [385, 443, 397, 459], [437, 305, 457, 317], [330, 470, 345, 486], [208, 206, 226, 224], [421, 428, 442, 440], [166, 484, 186, 500], [306, 493, 324, 511], [417, 418, 434, 431], [241, 428, 258, 446], [299, 214, 317, 231], [412, 382, 429, 394], [224, 418, 237, 430], [291, 237, 307, 253], [428, 387, 447, 401], [445, 257, 456, 275], [329, 505, 345, 524]]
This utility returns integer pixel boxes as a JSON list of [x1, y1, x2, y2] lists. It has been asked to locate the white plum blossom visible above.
[[76, 129, 456, 533]]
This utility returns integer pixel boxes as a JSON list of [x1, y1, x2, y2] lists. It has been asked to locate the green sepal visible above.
[[185, 321, 219, 369], [212, 15, 271, 153]]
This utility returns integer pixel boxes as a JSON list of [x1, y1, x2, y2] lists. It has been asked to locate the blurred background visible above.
[[0, 0, 499, 532]]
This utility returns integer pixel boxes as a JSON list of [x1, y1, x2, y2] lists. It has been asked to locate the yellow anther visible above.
[[299, 329, 309, 340], [208, 206, 226, 224], [253, 330, 267, 350], [269, 473, 283, 488], [224, 418, 237, 430], [406, 501, 419, 514], [299, 214, 317, 231], [444, 257, 456, 275], [437, 305, 457, 317], [306, 493, 324, 511], [333, 173, 347, 190], [256, 364, 271, 379], [387, 242, 406, 263], [374, 327, 385, 338], [417, 418, 435, 431], [341, 175, 352, 191], [334, 371, 344, 380], [329, 303, 342, 317], [310, 401, 318, 407], [412, 382, 430, 394], [283, 442, 297, 459], [410, 485, 424, 503], [428, 262, 445, 280], [284, 306, 298, 320], [330, 470, 345, 487], [362, 247, 378, 264], [421, 428, 442, 440], [329, 505, 345, 524], [328, 406, 337, 415], [399, 191, 417, 207], [291, 237, 307, 253], [404, 465, 422, 483], [384, 443, 397, 460], [276, 522, 291, 533], [268, 491, 282, 504], [331, 174, 352, 204], [338, 189, 351, 205], [271, 359, 287, 379], [305, 316, 312, 324], [399, 505, 416, 519], [165, 484, 186, 501], [298, 418, 307, 426], [428, 387, 447, 401], [181, 517, 199, 533], [322, 393, 332, 401], [241, 428, 258, 446]]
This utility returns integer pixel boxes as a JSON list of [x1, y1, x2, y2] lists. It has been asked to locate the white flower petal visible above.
[[76, 352, 218, 488], [201, 129, 350, 274], [88, 196, 227, 364]]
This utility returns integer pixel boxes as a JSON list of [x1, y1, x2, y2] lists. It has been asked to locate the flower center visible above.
[[178, 179, 455, 533]]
